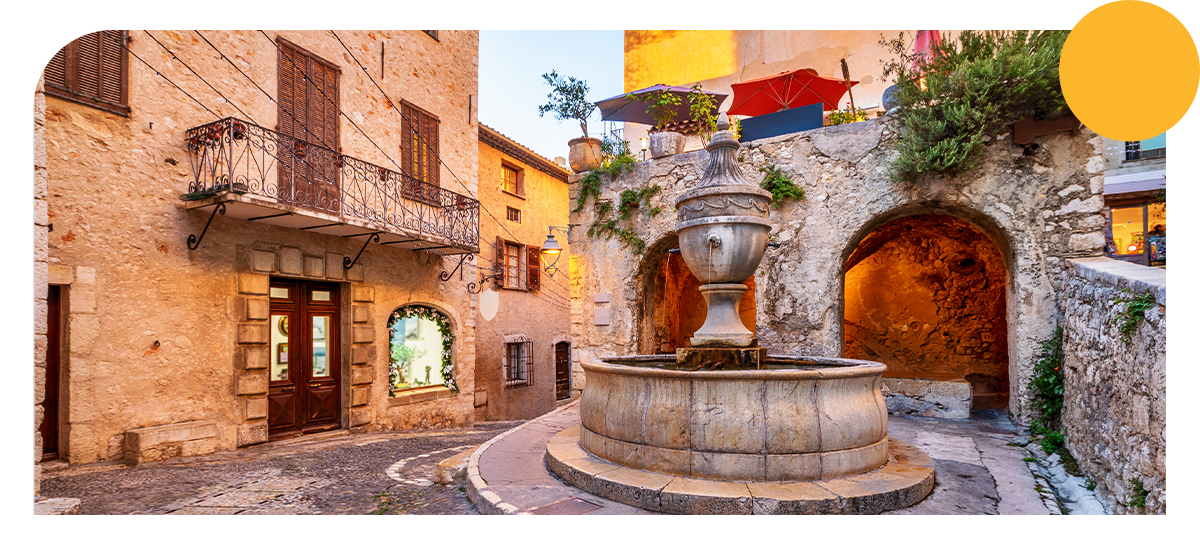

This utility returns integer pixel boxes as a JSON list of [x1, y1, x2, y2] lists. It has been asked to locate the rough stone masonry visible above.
[[568, 115, 1107, 425]]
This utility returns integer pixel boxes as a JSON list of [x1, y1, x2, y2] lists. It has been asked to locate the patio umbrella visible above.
[[911, 30, 943, 73], [727, 68, 857, 117], [594, 84, 728, 126]]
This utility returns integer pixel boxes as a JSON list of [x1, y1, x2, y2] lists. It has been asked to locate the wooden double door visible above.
[[268, 279, 341, 439]]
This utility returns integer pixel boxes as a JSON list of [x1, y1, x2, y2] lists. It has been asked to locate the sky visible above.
[[479, 30, 624, 162]]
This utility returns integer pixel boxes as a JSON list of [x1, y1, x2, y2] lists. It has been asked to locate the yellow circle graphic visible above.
[[1061, 1, 1199, 141]]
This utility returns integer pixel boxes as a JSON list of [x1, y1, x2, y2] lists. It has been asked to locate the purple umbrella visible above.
[[593, 84, 729, 126]]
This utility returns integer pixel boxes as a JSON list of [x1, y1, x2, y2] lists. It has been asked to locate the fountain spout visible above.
[[673, 113, 775, 366]]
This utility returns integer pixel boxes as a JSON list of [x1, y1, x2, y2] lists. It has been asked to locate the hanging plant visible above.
[[387, 305, 458, 396]]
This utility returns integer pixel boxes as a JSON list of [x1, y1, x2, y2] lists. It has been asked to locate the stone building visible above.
[[473, 124, 573, 420], [34, 29, 482, 479], [1099, 132, 1166, 266]]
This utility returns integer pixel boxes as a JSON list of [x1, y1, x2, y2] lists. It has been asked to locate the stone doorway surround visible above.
[[45, 264, 99, 465], [233, 244, 376, 448]]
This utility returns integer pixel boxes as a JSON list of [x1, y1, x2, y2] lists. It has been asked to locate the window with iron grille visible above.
[[506, 206, 522, 223], [502, 163, 524, 196], [44, 30, 130, 116], [504, 340, 533, 388]]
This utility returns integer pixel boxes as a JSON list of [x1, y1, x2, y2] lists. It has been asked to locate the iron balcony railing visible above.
[[183, 117, 479, 251]]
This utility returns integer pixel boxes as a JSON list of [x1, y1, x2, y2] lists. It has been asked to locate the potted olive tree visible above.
[[538, 70, 601, 173], [638, 88, 686, 158]]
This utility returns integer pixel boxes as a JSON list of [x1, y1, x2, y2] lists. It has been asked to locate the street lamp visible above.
[[541, 225, 573, 277]]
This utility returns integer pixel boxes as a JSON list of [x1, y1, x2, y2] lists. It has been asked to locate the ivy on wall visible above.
[[388, 305, 458, 396]]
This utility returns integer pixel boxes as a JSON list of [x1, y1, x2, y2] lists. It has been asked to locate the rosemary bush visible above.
[[880, 30, 1070, 181]]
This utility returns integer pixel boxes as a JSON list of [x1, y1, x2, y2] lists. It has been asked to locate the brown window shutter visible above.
[[401, 103, 414, 180], [277, 42, 302, 139], [43, 31, 129, 116], [526, 246, 541, 292], [44, 44, 70, 92], [494, 237, 505, 278], [99, 31, 124, 106], [428, 116, 440, 187]]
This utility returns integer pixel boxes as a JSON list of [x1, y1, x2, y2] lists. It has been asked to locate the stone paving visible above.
[[470, 403, 1075, 515], [39, 422, 523, 515]]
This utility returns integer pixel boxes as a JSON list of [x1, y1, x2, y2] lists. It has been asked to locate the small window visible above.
[[504, 341, 533, 388], [506, 206, 522, 223], [501, 164, 524, 197], [44, 30, 130, 116]]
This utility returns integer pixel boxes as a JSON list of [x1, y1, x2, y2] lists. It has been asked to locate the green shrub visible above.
[[1028, 327, 1065, 432], [758, 165, 805, 206], [880, 30, 1070, 182], [1113, 289, 1156, 344]]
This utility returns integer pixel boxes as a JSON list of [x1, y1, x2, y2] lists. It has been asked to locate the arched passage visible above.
[[843, 214, 1009, 409], [636, 233, 756, 354]]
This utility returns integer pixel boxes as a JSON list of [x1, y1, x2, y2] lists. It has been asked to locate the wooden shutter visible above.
[[526, 246, 541, 292], [43, 30, 129, 116], [276, 38, 340, 213], [400, 101, 440, 191], [494, 237, 505, 285]]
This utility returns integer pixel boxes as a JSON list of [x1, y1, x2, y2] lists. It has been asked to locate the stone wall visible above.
[[34, 75, 48, 495], [474, 129, 572, 420], [1060, 257, 1166, 514], [845, 214, 1008, 397], [41, 30, 479, 465], [568, 116, 1106, 422]]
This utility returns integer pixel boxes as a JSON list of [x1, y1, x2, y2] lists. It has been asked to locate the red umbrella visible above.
[[728, 68, 857, 117], [912, 30, 942, 73]]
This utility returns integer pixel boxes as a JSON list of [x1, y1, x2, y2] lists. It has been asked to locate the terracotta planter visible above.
[[568, 137, 603, 173], [649, 131, 685, 158]]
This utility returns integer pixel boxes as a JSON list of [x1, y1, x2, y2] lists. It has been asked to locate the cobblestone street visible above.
[[39, 422, 523, 515]]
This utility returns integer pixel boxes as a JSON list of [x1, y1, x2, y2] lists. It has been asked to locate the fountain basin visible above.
[[580, 355, 888, 482]]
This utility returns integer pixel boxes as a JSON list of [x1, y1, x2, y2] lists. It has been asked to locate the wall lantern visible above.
[[541, 225, 574, 277], [639, 136, 649, 161]]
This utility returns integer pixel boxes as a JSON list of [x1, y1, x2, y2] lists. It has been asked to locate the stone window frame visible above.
[[501, 161, 525, 198]]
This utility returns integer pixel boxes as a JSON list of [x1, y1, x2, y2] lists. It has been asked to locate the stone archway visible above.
[[843, 214, 1009, 409], [636, 233, 756, 354]]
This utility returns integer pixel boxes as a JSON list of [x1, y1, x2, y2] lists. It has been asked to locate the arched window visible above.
[[388, 305, 457, 395]]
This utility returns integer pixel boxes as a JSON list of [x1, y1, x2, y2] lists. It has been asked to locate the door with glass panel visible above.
[[268, 279, 341, 438]]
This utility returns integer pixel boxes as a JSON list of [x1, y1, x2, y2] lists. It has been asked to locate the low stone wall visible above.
[[1060, 257, 1165, 514], [881, 375, 972, 418]]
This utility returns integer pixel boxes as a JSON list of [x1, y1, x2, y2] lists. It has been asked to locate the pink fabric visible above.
[[911, 30, 942, 73]]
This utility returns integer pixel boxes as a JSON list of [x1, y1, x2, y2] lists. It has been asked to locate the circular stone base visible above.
[[545, 425, 935, 515]]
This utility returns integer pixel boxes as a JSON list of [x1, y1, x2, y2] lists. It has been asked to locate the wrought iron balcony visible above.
[[182, 117, 479, 254]]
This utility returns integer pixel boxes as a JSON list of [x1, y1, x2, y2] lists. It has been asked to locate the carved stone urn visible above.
[[674, 114, 773, 348]]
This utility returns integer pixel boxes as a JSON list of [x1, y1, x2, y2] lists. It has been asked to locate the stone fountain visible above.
[[546, 116, 935, 514]]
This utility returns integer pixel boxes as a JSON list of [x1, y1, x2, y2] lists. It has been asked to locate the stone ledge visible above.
[[435, 445, 480, 485], [389, 387, 453, 407], [125, 421, 219, 465], [35, 497, 81, 515], [882, 376, 971, 419], [546, 428, 935, 515], [1067, 256, 1166, 305]]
